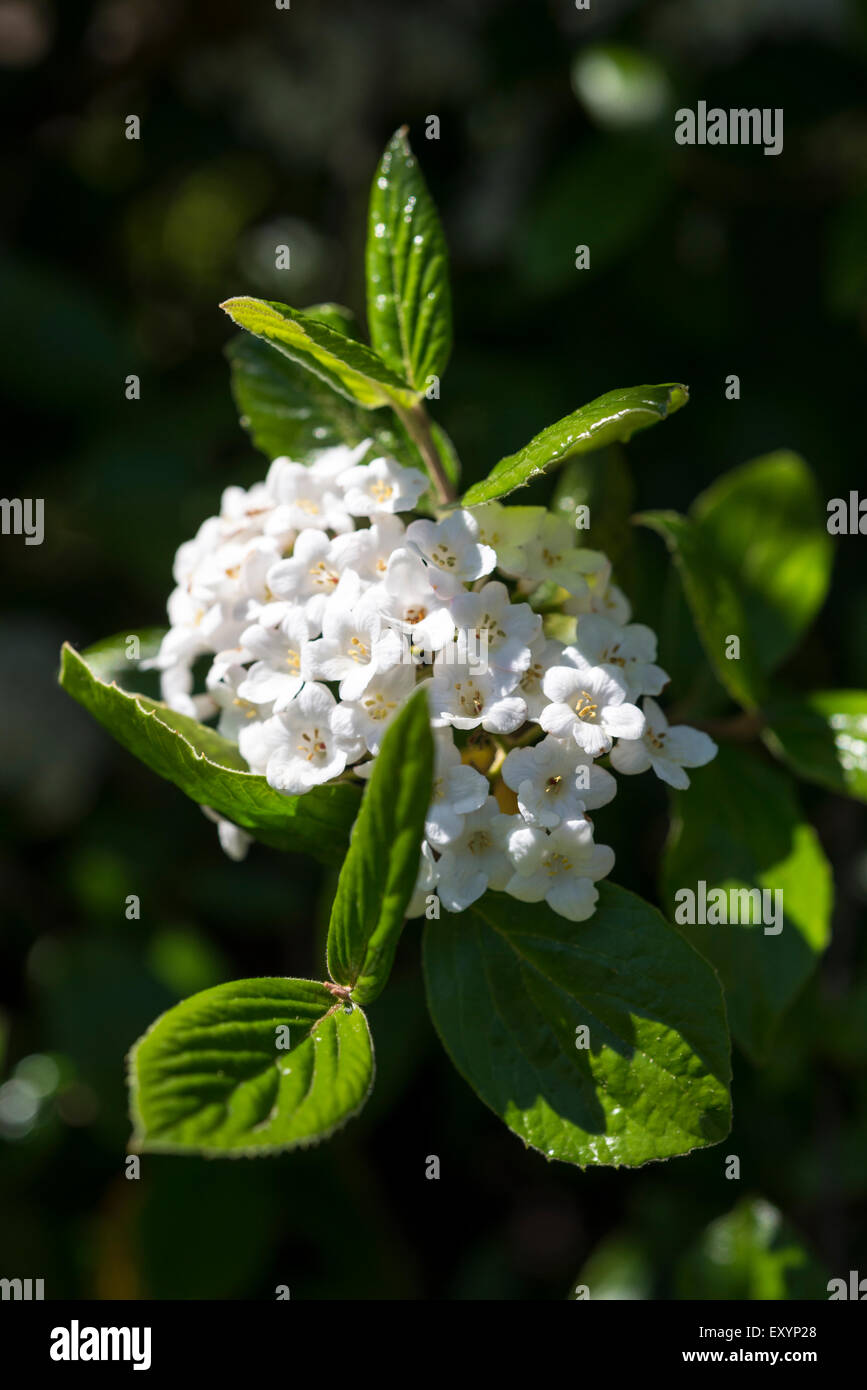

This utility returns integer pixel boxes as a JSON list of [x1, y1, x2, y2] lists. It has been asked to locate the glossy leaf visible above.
[[130, 978, 374, 1155], [764, 690, 867, 803], [636, 510, 767, 710], [221, 296, 416, 409], [366, 126, 452, 392], [60, 638, 359, 864], [328, 689, 434, 1005], [301, 302, 361, 338], [226, 332, 422, 468], [692, 452, 833, 673], [662, 744, 832, 1062], [461, 383, 688, 505], [423, 882, 731, 1168]]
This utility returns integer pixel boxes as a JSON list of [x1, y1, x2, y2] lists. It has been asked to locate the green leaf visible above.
[[692, 452, 833, 673], [763, 690, 867, 803], [423, 883, 731, 1168], [129, 977, 374, 1155], [221, 296, 417, 410], [675, 1198, 829, 1300], [461, 383, 688, 506], [60, 638, 359, 865], [636, 510, 767, 710], [366, 126, 452, 393], [226, 332, 423, 468], [662, 744, 832, 1062], [302, 302, 362, 338], [327, 689, 434, 1005]]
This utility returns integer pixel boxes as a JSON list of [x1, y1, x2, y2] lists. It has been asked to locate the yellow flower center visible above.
[[297, 728, 328, 760], [542, 851, 572, 876], [574, 689, 598, 721], [454, 680, 484, 716], [363, 692, 398, 721], [431, 543, 456, 570], [348, 635, 370, 664]]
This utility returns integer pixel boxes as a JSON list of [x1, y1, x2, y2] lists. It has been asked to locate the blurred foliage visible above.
[[1, 0, 866, 1299]]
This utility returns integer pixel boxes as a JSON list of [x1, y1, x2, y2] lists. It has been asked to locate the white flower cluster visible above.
[[151, 442, 717, 922]]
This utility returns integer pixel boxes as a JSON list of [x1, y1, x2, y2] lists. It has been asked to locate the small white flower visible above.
[[219, 481, 275, 539], [515, 634, 565, 719], [193, 535, 282, 607], [449, 580, 541, 676], [406, 840, 439, 918], [374, 547, 455, 657], [236, 607, 312, 712], [436, 799, 515, 912], [429, 661, 527, 734], [582, 563, 632, 625], [202, 806, 254, 862], [518, 514, 608, 594], [331, 514, 406, 581], [266, 529, 354, 615], [304, 593, 401, 701], [567, 616, 668, 700], [331, 662, 417, 754], [425, 730, 489, 845], [242, 682, 361, 794], [206, 651, 272, 739], [265, 458, 352, 534], [338, 456, 427, 515], [171, 516, 223, 587], [505, 819, 615, 921], [609, 697, 717, 789], [405, 509, 497, 597], [540, 657, 645, 756], [468, 502, 542, 576], [502, 735, 616, 828], [562, 559, 631, 623]]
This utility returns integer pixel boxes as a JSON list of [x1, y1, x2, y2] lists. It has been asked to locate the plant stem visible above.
[[397, 400, 456, 505]]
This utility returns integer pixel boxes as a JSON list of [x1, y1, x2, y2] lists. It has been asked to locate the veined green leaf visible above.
[[129, 977, 374, 1156], [366, 127, 452, 392], [327, 689, 434, 1005], [60, 638, 359, 865], [461, 383, 688, 506], [221, 296, 417, 410], [692, 452, 833, 674], [423, 882, 731, 1168], [226, 332, 423, 469], [764, 690, 867, 803], [301, 302, 362, 339], [636, 510, 767, 711], [662, 744, 832, 1062]]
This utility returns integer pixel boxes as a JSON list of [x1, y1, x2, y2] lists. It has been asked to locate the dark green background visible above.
[[1, 0, 865, 1299]]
